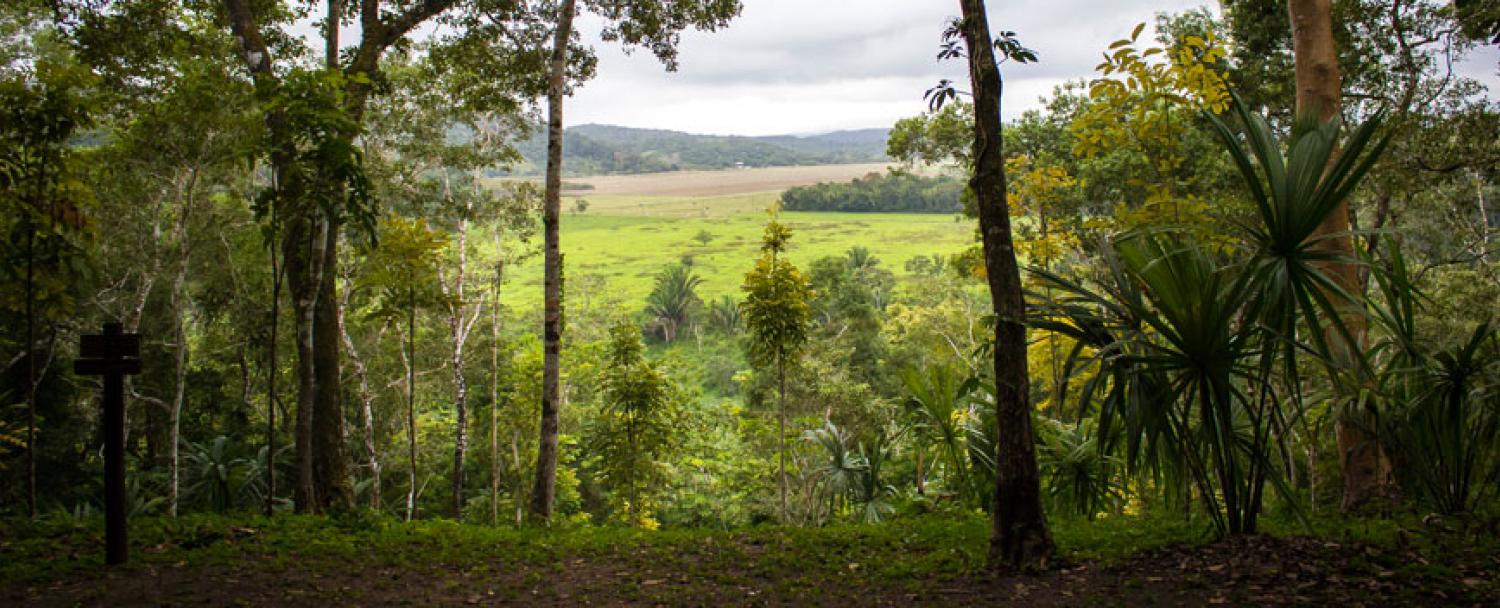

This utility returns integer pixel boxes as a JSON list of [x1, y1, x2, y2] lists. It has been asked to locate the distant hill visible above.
[[502, 124, 890, 176]]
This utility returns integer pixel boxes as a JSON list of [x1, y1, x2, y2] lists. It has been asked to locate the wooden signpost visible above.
[[74, 322, 141, 566]]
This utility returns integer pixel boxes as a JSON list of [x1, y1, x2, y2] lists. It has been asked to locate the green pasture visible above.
[[495, 193, 975, 306]]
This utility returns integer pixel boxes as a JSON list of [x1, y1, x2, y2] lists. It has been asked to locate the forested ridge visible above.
[[499, 124, 891, 176], [2, 0, 1499, 605]]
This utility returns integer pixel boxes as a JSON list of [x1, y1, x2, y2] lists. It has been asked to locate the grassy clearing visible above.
[[482, 165, 975, 309], [497, 200, 975, 305], [0, 512, 1193, 587]]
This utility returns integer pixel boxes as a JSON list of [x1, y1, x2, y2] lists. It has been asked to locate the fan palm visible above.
[[646, 264, 703, 342]]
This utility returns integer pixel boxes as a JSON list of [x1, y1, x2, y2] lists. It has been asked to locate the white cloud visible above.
[[569, 0, 1217, 135]]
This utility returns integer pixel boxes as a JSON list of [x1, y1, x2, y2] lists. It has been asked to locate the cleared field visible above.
[[568, 192, 780, 218], [483, 163, 974, 309], [555, 162, 895, 197], [496, 209, 975, 306]]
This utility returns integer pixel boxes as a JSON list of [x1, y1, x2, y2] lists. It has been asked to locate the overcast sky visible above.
[[560, 0, 1499, 136]]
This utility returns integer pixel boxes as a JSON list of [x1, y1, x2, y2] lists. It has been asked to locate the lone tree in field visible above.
[[935, 1, 1056, 570], [740, 216, 813, 523]]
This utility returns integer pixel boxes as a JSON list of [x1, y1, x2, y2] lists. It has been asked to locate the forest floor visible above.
[[3, 512, 1498, 606]]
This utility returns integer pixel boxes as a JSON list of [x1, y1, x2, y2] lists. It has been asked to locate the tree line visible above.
[[779, 171, 965, 214]]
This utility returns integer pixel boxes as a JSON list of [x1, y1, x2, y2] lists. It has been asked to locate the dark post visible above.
[[75, 322, 141, 566]]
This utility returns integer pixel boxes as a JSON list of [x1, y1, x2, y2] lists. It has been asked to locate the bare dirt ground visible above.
[[7, 533, 1495, 607]]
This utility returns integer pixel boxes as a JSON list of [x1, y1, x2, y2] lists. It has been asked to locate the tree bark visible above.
[[1286, 0, 1394, 512], [405, 288, 418, 521], [167, 226, 191, 518], [265, 201, 282, 516], [225, 0, 462, 516], [339, 282, 381, 510], [490, 226, 505, 526], [24, 206, 36, 520], [446, 199, 476, 519], [956, 0, 1055, 571], [529, 0, 577, 523], [777, 355, 788, 523], [282, 215, 326, 511]]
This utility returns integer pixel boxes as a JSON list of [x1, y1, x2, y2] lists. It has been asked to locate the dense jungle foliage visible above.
[[0, 1, 1498, 599]]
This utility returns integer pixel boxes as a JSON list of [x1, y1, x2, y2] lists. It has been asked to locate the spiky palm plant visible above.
[[646, 264, 703, 342], [706, 295, 741, 335], [1206, 92, 1388, 397], [1368, 247, 1500, 513], [900, 364, 972, 498], [1037, 419, 1124, 519], [182, 436, 256, 513]]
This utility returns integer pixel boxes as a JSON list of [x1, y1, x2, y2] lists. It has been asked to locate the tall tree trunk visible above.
[[24, 212, 36, 520], [339, 283, 381, 510], [265, 203, 282, 516], [1287, 0, 1393, 512], [312, 253, 349, 515], [167, 242, 191, 518], [511, 429, 523, 525], [915, 448, 926, 495], [529, 0, 576, 522], [956, 0, 1055, 571], [309, 0, 352, 516], [448, 203, 473, 519], [283, 215, 327, 512], [490, 226, 505, 526], [405, 289, 418, 521], [165, 174, 199, 519], [777, 355, 787, 523]]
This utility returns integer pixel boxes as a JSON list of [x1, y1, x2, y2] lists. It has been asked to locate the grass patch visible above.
[[494, 205, 974, 306]]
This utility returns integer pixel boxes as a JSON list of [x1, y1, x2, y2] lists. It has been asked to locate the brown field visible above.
[[485, 162, 952, 199], [558, 162, 896, 196]]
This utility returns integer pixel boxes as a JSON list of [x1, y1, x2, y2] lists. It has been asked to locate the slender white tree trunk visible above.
[[338, 284, 381, 510]]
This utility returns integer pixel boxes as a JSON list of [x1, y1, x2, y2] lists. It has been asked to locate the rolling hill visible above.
[[503, 124, 891, 176]]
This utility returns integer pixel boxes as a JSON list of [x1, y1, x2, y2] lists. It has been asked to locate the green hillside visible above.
[[503, 124, 891, 176]]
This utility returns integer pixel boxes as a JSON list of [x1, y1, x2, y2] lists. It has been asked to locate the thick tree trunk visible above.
[[956, 0, 1055, 571], [226, 0, 459, 518], [1287, 0, 1393, 512], [529, 0, 576, 522], [310, 225, 348, 510], [283, 215, 325, 512]]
